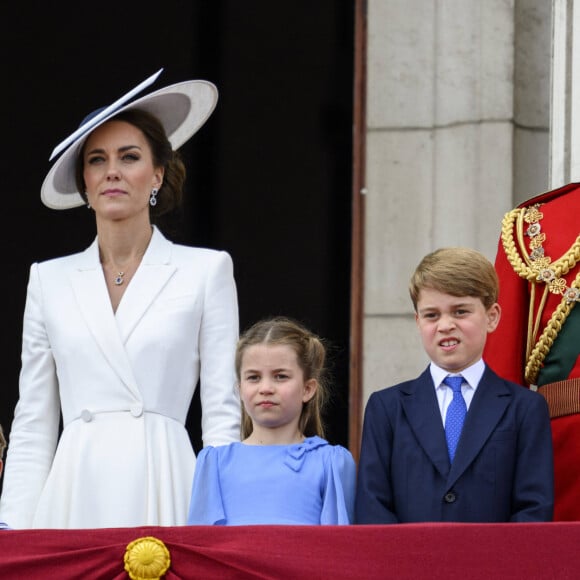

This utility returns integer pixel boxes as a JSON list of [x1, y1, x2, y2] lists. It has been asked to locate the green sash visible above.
[[538, 305, 580, 386]]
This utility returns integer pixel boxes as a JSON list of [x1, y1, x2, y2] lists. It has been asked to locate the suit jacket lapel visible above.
[[70, 238, 139, 393], [447, 366, 511, 485], [401, 368, 450, 479], [115, 226, 176, 344]]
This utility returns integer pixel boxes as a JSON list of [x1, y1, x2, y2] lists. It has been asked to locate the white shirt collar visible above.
[[430, 358, 485, 390]]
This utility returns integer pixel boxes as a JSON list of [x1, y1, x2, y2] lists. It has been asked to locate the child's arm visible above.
[[354, 392, 399, 524], [510, 393, 554, 522]]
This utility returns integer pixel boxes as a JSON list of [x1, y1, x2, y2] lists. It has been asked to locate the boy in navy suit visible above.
[[355, 247, 554, 523]]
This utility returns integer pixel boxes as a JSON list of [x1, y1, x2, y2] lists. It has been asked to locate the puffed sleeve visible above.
[[0, 264, 61, 529], [199, 251, 241, 447], [320, 445, 357, 524], [187, 446, 227, 525]]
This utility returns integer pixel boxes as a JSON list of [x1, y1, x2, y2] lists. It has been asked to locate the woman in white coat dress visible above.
[[0, 69, 241, 529]]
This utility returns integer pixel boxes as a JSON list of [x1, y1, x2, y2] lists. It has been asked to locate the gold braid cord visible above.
[[500, 205, 580, 385]]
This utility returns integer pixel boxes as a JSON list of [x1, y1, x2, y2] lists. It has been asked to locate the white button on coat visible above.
[[80, 409, 93, 423]]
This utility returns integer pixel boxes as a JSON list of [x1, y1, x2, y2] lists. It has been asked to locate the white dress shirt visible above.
[[429, 359, 485, 425]]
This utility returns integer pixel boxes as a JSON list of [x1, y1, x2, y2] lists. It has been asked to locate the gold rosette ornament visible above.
[[124, 536, 171, 580]]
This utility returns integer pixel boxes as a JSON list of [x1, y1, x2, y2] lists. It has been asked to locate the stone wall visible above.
[[361, 0, 551, 407]]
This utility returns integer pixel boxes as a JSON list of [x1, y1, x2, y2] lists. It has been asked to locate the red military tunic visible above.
[[484, 182, 580, 520]]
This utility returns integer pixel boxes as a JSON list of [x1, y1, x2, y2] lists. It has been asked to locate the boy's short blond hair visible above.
[[409, 247, 499, 311]]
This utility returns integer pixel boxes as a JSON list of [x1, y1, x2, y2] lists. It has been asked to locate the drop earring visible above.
[[149, 188, 158, 207]]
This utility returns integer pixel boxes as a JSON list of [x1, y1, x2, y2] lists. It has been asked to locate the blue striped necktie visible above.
[[444, 375, 466, 462]]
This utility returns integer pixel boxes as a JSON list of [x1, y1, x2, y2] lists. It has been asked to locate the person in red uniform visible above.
[[484, 182, 580, 520]]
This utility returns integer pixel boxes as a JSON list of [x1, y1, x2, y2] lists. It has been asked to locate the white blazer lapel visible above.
[[115, 226, 177, 344], [70, 238, 140, 394]]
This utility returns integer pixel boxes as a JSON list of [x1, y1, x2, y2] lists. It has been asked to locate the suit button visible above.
[[444, 492, 457, 503], [80, 409, 93, 423], [130, 403, 144, 418]]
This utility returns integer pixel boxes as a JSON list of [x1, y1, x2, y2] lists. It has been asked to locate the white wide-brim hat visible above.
[[41, 68, 218, 210]]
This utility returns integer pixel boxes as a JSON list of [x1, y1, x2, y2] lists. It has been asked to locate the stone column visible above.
[[513, 0, 551, 204], [550, 0, 580, 187], [363, 0, 515, 406]]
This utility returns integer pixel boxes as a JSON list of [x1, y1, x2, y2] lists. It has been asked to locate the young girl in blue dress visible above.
[[187, 316, 356, 525]]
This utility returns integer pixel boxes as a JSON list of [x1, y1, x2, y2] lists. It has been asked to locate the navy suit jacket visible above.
[[355, 365, 554, 523]]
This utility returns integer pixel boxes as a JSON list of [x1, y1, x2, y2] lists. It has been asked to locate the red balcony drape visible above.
[[0, 522, 578, 579]]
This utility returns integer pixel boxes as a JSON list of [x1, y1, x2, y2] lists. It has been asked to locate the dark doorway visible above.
[[1, 2, 354, 464]]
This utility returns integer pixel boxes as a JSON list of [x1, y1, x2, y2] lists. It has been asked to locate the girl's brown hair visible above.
[[236, 316, 329, 439]]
